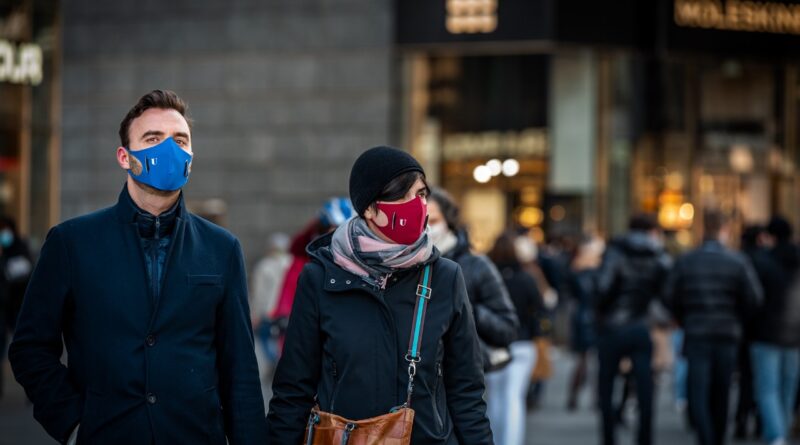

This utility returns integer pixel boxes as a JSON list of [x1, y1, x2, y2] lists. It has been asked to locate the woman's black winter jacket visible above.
[[266, 234, 493, 445]]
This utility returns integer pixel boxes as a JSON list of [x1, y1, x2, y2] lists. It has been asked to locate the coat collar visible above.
[[114, 183, 186, 224]]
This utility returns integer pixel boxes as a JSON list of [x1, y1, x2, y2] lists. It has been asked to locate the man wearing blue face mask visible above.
[[9, 90, 267, 445]]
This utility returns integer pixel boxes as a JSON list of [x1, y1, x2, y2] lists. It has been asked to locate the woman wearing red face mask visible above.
[[267, 146, 493, 445]]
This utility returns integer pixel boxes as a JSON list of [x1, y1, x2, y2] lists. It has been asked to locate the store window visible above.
[[406, 54, 550, 251], [0, 0, 59, 248]]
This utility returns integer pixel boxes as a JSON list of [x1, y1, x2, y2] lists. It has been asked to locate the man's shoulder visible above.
[[185, 213, 237, 245], [54, 206, 117, 237]]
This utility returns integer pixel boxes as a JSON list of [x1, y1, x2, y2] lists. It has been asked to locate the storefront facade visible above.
[[0, 0, 60, 248], [397, 0, 800, 250]]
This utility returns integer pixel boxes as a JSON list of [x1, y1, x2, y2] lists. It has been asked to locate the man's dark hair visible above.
[[767, 215, 793, 242], [703, 209, 728, 239], [119, 90, 192, 148], [429, 187, 462, 232], [628, 213, 658, 232]]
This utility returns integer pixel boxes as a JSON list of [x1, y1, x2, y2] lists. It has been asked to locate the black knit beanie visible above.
[[349, 146, 425, 216]]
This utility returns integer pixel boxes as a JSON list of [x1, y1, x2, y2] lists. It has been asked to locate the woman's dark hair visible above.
[[368, 171, 427, 213], [767, 215, 793, 242], [428, 187, 461, 232], [487, 230, 519, 267], [628, 213, 658, 232], [741, 225, 763, 252]]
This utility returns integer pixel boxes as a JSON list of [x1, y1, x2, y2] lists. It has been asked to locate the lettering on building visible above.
[[442, 128, 548, 160], [446, 0, 498, 34], [0, 39, 42, 86], [675, 0, 800, 35]]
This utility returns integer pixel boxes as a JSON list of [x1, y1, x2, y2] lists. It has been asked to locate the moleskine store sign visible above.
[[396, 0, 800, 57]]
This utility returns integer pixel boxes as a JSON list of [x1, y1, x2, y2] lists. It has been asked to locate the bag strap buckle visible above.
[[416, 284, 432, 299]]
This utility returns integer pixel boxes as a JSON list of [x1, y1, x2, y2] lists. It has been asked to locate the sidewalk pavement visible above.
[[526, 346, 764, 445], [0, 347, 773, 445]]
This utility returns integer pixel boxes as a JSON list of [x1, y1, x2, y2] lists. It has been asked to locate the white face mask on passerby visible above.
[[428, 221, 458, 254]]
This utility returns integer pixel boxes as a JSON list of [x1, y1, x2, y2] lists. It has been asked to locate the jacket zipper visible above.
[[330, 360, 339, 412], [152, 217, 161, 301], [432, 361, 443, 431]]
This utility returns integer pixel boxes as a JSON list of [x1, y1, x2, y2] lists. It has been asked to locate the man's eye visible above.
[[146, 137, 159, 144]]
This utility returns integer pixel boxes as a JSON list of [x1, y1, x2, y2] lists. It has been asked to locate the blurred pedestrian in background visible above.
[[565, 234, 605, 411], [749, 216, 800, 445], [427, 187, 518, 373], [0, 215, 32, 399], [595, 214, 671, 445], [267, 146, 493, 444], [516, 232, 557, 410], [736, 224, 769, 439], [487, 230, 546, 445], [269, 197, 353, 355], [8, 90, 267, 444], [663, 210, 762, 445], [250, 232, 291, 379]]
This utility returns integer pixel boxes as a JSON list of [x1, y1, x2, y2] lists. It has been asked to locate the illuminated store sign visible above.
[[446, 0, 498, 34], [442, 128, 547, 160], [675, 0, 800, 35], [0, 39, 43, 85]]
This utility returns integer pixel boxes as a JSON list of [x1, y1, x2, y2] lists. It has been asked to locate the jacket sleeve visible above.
[[266, 264, 322, 445], [8, 226, 82, 444], [738, 257, 764, 321], [661, 258, 683, 324], [471, 255, 519, 347], [594, 247, 622, 311], [443, 267, 494, 445], [216, 239, 268, 444]]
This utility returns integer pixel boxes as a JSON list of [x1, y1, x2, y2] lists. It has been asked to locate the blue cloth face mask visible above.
[[127, 137, 193, 191], [0, 229, 13, 248]]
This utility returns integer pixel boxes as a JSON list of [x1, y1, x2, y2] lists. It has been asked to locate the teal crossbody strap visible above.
[[401, 264, 432, 408]]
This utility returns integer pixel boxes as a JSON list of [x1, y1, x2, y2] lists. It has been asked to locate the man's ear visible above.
[[117, 147, 143, 175], [116, 147, 130, 170]]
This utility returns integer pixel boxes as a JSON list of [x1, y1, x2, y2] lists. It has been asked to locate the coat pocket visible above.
[[432, 361, 444, 433], [187, 274, 222, 286]]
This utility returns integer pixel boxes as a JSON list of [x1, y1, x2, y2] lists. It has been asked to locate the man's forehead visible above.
[[130, 108, 191, 136]]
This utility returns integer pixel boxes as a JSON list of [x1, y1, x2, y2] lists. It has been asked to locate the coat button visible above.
[[147, 393, 157, 404], [330, 279, 336, 284], [145, 335, 156, 347], [346, 280, 351, 285]]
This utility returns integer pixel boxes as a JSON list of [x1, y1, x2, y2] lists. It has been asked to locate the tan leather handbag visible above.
[[303, 265, 433, 445]]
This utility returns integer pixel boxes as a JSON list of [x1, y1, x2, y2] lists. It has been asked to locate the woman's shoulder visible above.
[[432, 256, 461, 277]]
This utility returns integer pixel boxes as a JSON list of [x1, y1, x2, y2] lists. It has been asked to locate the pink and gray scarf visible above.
[[330, 216, 433, 288]]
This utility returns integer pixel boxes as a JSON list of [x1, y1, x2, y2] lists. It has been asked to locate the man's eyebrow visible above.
[[172, 131, 190, 140], [139, 130, 165, 140]]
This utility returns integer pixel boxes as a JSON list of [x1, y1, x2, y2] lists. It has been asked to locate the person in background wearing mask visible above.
[[250, 232, 291, 380], [427, 187, 518, 372], [267, 146, 493, 444], [269, 197, 354, 355], [487, 231, 546, 445], [749, 216, 800, 445], [9, 90, 267, 444], [0, 216, 32, 399], [515, 232, 556, 410], [664, 210, 762, 445], [595, 214, 671, 445], [566, 234, 605, 411]]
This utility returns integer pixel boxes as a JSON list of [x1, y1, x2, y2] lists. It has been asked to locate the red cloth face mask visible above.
[[374, 196, 428, 245]]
